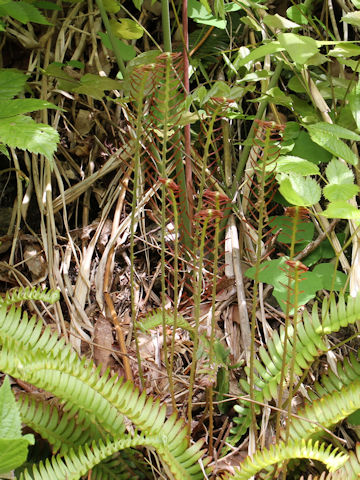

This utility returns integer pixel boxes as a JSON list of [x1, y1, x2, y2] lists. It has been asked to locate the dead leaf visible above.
[[23, 244, 48, 282], [93, 314, 114, 374]]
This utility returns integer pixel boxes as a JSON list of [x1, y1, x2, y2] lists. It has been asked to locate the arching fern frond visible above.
[[0, 304, 208, 479], [235, 293, 360, 434], [283, 378, 360, 443], [223, 439, 348, 480], [0, 286, 59, 306], [17, 393, 99, 454], [19, 434, 162, 480]]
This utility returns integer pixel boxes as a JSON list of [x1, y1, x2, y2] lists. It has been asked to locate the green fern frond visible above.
[[0, 286, 59, 306], [223, 439, 348, 480], [0, 305, 207, 479], [18, 393, 98, 454], [19, 434, 162, 480], [137, 308, 194, 335], [283, 378, 360, 443]]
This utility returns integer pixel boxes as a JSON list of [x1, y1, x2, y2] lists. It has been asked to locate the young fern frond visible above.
[[223, 439, 348, 480], [0, 305, 207, 479], [0, 286, 60, 306]]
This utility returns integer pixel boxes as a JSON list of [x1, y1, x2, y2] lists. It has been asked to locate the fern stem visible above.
[[161, 0, 172, 52], [275, 207, 300, 441], [95, 0, 126, 76], [169, 188, 180, 414], [187, 215, 210, 425]]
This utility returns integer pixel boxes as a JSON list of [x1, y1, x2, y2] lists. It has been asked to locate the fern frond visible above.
[[0, 306, 207, 479], [0, 286, 59, 306], [19, 434, 160, 480], [235, 293, 360, 434], [18, 393, 98, 454], [283, 378, 360, 443], [137, 308, 194, 335], [223, 439, 348, 480]]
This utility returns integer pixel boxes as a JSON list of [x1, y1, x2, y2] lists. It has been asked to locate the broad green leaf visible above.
[[0, 99, 58, 118], [263, 14, 300, 30], [0, 438, 34, 474], [103, 0, 120, 12], [269, 215, 314, 244], [351, 0, 360, 6], [276, 156, 320, 176], [349, 78, 360, 130], [188, 0, 226, 28], [327, 43, 360, 58], [307, 125, 358, 166], [0, 377, 21, 438], [0, 69, 28, 99], [110, 18, 144, 40], [312, 263, 347, 291], [306, 122, 360, 141], [286, 4, 308, 25], [323, 184, 359, 202], [303, 237, 340, 267], [98, 32, 136, 60], [348, 409, 360, 425], [0, 115, 59, 164], [0, 0, 50, 24], [0, 144, 9, 158], [291, 130, 332, 164], [278, 173, 321, 206], [74, 73, 122, 99], [263, 87, 293, 108], [322, 201, 360, 219], [245, 257, 320, 313], [325, 159, 354, 185], [278, 33, 319, 64], [234, 41, 284, 68], [342, 11, 360, 27]]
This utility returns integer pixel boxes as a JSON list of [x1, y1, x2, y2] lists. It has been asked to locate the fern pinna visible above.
[[0, 288, 208, 479]]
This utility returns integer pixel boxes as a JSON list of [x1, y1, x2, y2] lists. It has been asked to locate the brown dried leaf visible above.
[[93, 314, 114, 374], [23, 244, 48, 282]]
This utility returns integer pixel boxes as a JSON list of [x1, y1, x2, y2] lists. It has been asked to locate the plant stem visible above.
[[95, 0, 126, 76], [162, 0, 172, 52]]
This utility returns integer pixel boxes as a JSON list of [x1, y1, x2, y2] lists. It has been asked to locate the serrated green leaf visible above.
[[0, 377, 21, 438], [278, 32, 319, 64], [0, 115, 59, 164], [342, 11, 360, 27], [325, 158, 354, 184], [0, 99, 58, 118], [290, 131, 332, 165], [0, 0, 50, 24], [0, 69, 28, 99], [0, 438, 33, 474], [263, 14, 299, 30], [278, 173, 321, 206], [276, 156, 320, 175], [322, 201, 360, 219], [110, 17, 144, 40], [0, 143, 9, 158], [323, 183, 359, 202], [328, 42, 360, 58], [306, 122, 360, 141], [307, 125, 358, 165], [74, 73, 122, 99]]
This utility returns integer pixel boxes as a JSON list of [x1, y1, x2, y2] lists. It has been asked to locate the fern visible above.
[[234, 293, 360, 434], [222, 439, 348, 480], [0, 286, 60, 306], [0, 304, 208, 479]]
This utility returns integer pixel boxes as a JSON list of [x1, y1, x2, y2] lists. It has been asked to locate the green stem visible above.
[[161, 0, 172, 52], [95, 0, 126, 76]]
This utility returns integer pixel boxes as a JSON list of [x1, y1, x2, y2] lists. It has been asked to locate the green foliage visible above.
[[0, 69, 59, 165], [0, 288, 208, 479], [0, 377, 34, 474], [0, 0, 50, 25]]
